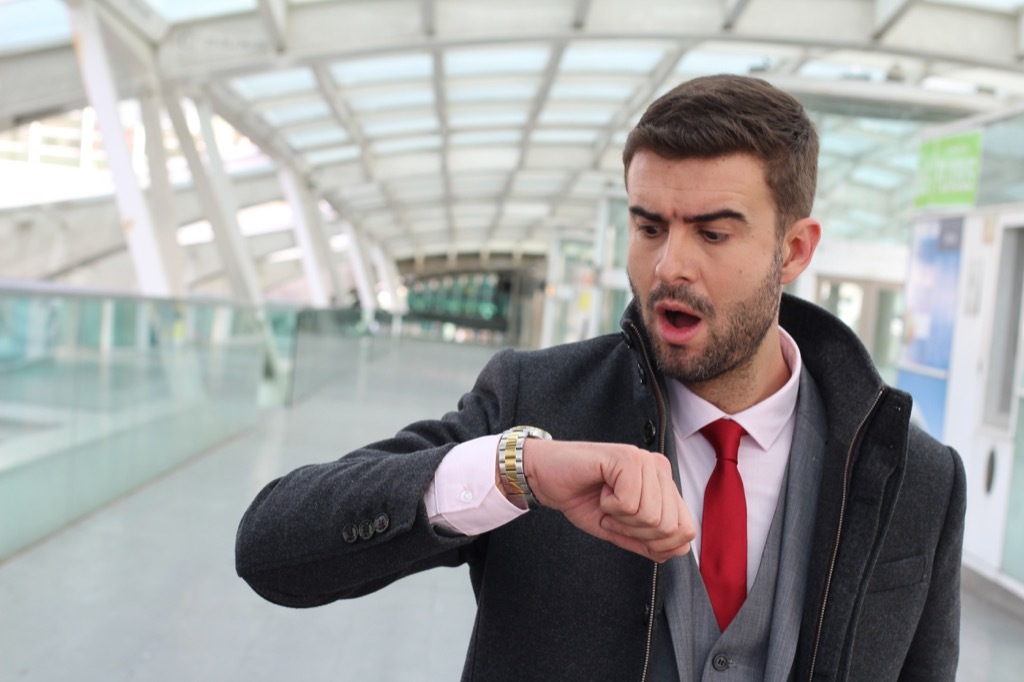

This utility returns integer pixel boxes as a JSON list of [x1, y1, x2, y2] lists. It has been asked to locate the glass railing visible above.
[[0, 283, 514, 562], [0, 284, 280, 561]]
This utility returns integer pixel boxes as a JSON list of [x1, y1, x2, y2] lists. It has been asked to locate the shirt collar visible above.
[[667, 327, 803, 451]]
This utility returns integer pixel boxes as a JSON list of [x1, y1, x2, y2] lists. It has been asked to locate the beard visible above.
[[632, 246, 783, 386]]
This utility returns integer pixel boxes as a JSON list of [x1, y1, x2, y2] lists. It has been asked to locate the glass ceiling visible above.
[[3, 0, 1024, 268]]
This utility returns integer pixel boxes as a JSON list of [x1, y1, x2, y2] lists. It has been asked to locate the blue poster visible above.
[[900, 219, 963, 370], [897, 218, 963, 438]]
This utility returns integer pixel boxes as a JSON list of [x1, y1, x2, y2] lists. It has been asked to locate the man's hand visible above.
[[520, 438, 695, 563]]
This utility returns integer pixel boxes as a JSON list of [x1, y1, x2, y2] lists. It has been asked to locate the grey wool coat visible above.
[[236, 294, 966, 681]]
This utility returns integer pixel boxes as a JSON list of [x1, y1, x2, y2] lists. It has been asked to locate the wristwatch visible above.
[[497, 425, 552, 510]]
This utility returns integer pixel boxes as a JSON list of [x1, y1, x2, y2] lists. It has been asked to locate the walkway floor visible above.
[[1, 338, 1021, 681]]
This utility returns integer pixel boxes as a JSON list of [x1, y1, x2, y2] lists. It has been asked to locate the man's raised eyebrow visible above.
[[682, 209, 748, 225], [628, 205, 665, 224], [628, 206, 749, 225]]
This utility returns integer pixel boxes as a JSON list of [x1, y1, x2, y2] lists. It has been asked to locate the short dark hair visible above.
[[622, 74, 818, 234]]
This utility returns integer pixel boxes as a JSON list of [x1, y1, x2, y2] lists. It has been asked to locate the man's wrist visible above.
[[496, 425, 551, 510]]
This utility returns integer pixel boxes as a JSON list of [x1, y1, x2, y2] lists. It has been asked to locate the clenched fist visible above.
[[519, 438, 695, 563]]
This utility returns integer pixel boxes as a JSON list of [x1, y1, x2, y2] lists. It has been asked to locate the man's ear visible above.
[[780, 217, 821, 285]]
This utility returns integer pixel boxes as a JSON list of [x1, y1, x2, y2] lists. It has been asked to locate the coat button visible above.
[[358, 519, 375, 540], [637, 363, 647, 385], [712, 653, 730, 671], [374, 513, 390, 533], [342, 524, 358, 544], [621, 331, 633, 349], [643, 420, 657, 445]]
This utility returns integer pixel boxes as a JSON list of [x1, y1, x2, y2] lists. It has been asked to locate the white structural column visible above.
[[138, 87, 186, 296], [369, 242, 406, 314], [164, 93, 263, 304], [277, 167, 345, 307], [341, 221, 378, 323], [66, 0, 173, 297]]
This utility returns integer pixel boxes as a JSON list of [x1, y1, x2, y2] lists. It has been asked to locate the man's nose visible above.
[[654, 229, 697, 284]]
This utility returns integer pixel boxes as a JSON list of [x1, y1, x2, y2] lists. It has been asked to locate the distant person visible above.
[[236, 74, 965, 681]]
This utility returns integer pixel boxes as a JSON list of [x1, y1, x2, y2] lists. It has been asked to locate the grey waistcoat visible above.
[[648, 369, 827, 682]]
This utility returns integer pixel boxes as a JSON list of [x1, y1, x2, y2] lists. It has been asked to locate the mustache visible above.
[[646, 284, 714, 318]]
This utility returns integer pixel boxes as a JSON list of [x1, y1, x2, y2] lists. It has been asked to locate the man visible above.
[[236, 75, 965, 681]]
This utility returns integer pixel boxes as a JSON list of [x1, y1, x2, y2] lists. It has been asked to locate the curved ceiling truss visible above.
[[3, 0, 1024, 269]]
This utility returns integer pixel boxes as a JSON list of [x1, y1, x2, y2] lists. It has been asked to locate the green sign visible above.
[[915, 130, 984, 208]]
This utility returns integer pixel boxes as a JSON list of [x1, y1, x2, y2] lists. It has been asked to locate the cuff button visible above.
[[358, 520, 375, 540], [342, 524, 359, 544]]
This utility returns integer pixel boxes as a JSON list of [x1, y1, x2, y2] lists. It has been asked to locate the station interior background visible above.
[[3, 0, 1024, 679]]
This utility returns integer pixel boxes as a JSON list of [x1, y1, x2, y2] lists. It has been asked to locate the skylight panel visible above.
[[348, 88, 435, 112], [449, 110, 530, 128], [539, 109, 616, 126], [445, 46, 551, 77], [447, 83, 539, 103], [304, 146, 361, 167], [851, 165, 907, 190], [285, 126, 349, 150], [261, 101, 331, 127], [549, 83, 637, 101], [532, 129, 600, 144], [929, 0, 1024, 12], [820, 133, 878, 157], [799, 60, 887, 82], [331, 53, 433, 87], [676, 50, 775, 76], [361, 116, 440, 137], [142, 0, 255, 22], [0, 0, 69, 53], [231, 68, 317, 101], [373, 135, 442, 155], [561, 44, 667, 74], [451, 131, 523, 146]]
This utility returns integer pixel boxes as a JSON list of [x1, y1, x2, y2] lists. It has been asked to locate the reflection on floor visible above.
[[0, 338, 1020, 681]]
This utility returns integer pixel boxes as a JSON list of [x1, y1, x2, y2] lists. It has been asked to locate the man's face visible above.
[[626, 151, 786, 389]]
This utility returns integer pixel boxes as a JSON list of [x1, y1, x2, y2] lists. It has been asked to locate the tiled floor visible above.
[[1, 338, 1021, 681]]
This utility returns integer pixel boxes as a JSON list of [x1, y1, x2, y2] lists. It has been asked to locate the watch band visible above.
[[497, 425, 552, 510]]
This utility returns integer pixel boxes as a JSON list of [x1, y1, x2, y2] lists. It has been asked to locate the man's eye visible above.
[[702, 230, 727, 243], [637, 224, 661, 236]]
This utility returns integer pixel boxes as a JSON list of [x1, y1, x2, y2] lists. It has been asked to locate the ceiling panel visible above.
[[6, 0, 1024, 285]]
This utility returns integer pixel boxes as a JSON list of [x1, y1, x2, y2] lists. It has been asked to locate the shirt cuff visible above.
[[425, 434, 528, 536]]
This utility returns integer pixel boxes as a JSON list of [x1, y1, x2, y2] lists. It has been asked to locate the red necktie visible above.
[[700, 418, 748, 632]]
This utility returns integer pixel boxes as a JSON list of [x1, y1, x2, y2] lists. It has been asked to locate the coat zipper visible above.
[[626, 321, 668, 682], [806, 386, 886, 681]]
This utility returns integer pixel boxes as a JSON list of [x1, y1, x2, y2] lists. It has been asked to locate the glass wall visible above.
[[0, 288, 270, 561]]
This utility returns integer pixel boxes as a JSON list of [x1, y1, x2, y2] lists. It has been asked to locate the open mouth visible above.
[[664, 310, 700, 329]]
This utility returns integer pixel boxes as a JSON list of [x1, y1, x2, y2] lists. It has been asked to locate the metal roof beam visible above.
[[422, 0, 436, 37], [529, 42, 690, 242], [722, 0, 753, 31], [486, 41, 567, 244], [873, 0, 917, 41], [572, 0, 592, 30], [90, 0, 157, 73], [431, 48, 456, 249], [92, 0, 168, 44], [257, 0, 289, 53], [314, 64, 420, 253]]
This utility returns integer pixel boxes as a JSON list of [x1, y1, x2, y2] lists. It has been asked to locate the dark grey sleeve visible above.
[[234, 348, 521, 608], [899, 445, 966, 681]]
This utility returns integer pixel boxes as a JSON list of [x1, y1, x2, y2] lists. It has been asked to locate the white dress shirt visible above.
[[668, 328, 801, 590], [425, 327, 804, 572]]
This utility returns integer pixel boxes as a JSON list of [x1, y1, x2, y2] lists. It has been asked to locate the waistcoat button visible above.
[[712, 653, 730, 671], [643, 420, 657, 445], [637, 363, 647, 385]]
